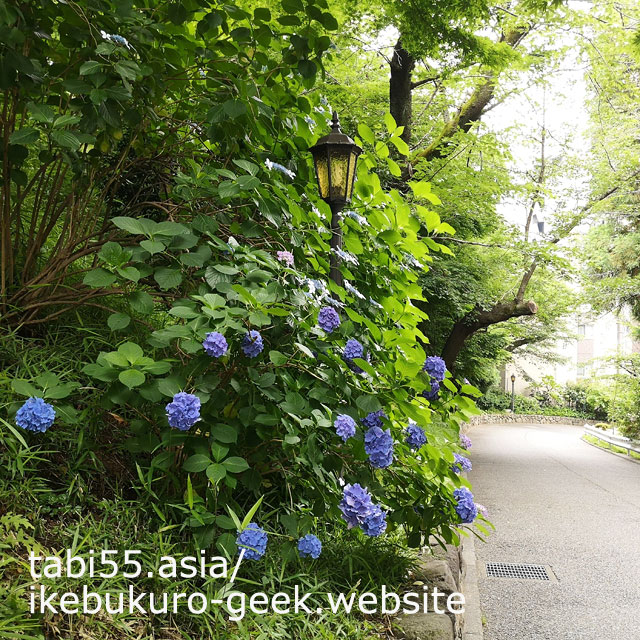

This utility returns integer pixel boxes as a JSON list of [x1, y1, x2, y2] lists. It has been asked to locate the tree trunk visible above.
[[414, 26, 529, 163], [441, 299, 538, 369], [389, 39, 415, 145]]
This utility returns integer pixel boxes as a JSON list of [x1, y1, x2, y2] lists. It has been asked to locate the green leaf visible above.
[[116, 266, 140, 282], [83, 268, 116, 288], [79, 60, 103, 75], [211, 442, 229, 462], [232, 159, 259, 176], [118, 369, 146, 388], [184, 454, 212, 472], [117, 342, 144, 363], [223, 99, 247, 118], [384, 112, 397, 134], [53, 114, 81, 128], [154, 268, 182, 290], [409, 181, 441, 204], [128, 291, 154, 314], [240, 496, 264, 529], [169, 306, 199, 319], [223, 457, 250, 473], [43, 383, 78, 399], [107, 313, 130, 331], [11, 379, 39, 397], [356, 395, 382, 413], [206, 463, 227, 483], [213, 424, 238, 444], [112, 216, 156, 236], [50, 129, 81, 150], [269, 350, 288, 365], [114, 60, 140, 81], [9, 128, 39, 145], [27, 102, 55, 123], [357, 123, 375, 145], [213, 264, 239, 275], [140, 240, 165, 255], [216, 532, 236, 557], [390, 136, 410, 156]]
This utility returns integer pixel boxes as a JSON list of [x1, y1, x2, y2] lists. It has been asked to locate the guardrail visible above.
[[583, 425, 640, 456]]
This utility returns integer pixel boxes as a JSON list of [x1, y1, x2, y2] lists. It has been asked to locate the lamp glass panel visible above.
[[329, 149, 349, 201], [313, 152, 330, 199], [346, 149, 358, 201]]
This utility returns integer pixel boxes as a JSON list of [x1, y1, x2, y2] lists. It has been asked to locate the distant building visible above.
[[503, 308, 639, 395]]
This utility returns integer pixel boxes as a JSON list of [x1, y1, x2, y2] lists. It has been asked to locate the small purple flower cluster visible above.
[[276, 250, 295, 267], [318, 306, 341, 333], [297, 534, 322, 559], [339, 483, 387, 537], [202, 330, 263, 359], [423, 356, 447, 381], [202, 331, 228, 358], [334, 414, 356, 442], [236, 523, 268, 560], [453, 487, 478, 524], [15, 397, 56, 433], [362, 409, 387, 429], [405, 422, 427, 450], [451, 453, 472, 474], [459, 434, 472, 450], [166, 392, 201, 431], [364, 427, 394, 468]]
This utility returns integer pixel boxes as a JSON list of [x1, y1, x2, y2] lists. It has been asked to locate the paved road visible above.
[[469, 422, 640, 640]]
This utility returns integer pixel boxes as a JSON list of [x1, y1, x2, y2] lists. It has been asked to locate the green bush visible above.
[[4, 0, 484, 576]]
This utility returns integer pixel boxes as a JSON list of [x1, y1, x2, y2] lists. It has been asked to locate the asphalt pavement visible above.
[[469, 421, 640, 640]]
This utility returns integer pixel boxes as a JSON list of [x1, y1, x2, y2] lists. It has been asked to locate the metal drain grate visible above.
[[486, 562, 551, 581]]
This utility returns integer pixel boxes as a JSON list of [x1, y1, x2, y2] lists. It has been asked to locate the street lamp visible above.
[[310, 111, 362, 286], [510, 373, 516, 413]]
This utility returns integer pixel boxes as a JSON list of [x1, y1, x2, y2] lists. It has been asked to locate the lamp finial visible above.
[[331, 111, 341, 133]]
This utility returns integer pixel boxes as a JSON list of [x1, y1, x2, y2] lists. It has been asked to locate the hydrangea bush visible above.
[[72, 113, 486, 555], [8, 0, 486, 557]]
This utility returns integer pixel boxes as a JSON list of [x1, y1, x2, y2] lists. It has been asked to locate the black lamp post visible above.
[[309, 111, 362, 286], [510, 373, 516, 413]]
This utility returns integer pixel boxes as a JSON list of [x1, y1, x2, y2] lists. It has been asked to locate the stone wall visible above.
[[396, 543, 464, 640], [467, 413, 599, 427]]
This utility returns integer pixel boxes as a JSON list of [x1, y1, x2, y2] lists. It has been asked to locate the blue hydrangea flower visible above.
[[460, 434, 472, 450], [342, 338, 370, 373], [343, 338, 364, 361], [423, 356, 447, 382], [339, 483, 375, 529], [318, 306, 341, 333], [242, 330, 264, 357], [15, 397, 55, 433], [236, 523, 268, 560], [202, 331, 228, 358], [362, 410, 387, 429], [334, 414, 356, 442], [405, 422, 427, 450], [451, 453, 472, 474], [364, 426, 394, 469], [297, 534, 322, 559], [361, 504, 387, 537], [423, 379, 440, 401], [166, 392, 201, 431], [454, 487, 478, 524]]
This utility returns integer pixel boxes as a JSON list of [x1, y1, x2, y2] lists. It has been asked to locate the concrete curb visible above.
[[460, 531, 483, 640]]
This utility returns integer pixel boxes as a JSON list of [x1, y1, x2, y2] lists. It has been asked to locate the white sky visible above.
[[483, 1, 592, 231]]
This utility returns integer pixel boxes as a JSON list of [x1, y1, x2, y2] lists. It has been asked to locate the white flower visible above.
[[265, 158, 295, 179], [345, 281, 365, 299]]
